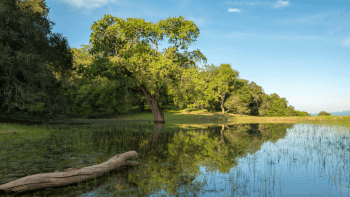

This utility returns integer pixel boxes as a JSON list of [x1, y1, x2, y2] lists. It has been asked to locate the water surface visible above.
[[0, 121, 349, 197]]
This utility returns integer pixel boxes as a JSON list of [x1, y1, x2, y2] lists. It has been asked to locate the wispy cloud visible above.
[[224, 1, 290, 8], [228, 8, 242, 13], [62, 0, 121, 9], [273, 1, 290, 9], [342, 38, 350, 46], [187, 17, 207, 26]]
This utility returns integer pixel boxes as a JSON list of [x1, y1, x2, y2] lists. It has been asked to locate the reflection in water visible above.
[[1, 122, 350, 196], [190, 123, 350, 197]]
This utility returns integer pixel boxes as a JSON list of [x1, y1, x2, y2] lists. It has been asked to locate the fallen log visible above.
[[0, 150, 139, 193]]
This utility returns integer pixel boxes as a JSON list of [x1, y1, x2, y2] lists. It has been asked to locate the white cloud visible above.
[[228, 8, 242, 13], [62, 0, 121, 9], [225, 1, 291, 9], [342, 38, 350, 46], [273, 1, 290, 9]]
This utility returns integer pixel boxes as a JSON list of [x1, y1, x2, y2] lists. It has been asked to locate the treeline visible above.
[[0, 0, 75, 120], [0, 0, 311, 122], [62, 45, 311, 118]]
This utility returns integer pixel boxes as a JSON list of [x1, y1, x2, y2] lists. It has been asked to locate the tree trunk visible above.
[[220, 94, 226, 114], [140, 87, 165, 123], [138, 99, 144, 112], [146, 123, 165, 152], [0, 151, 139, 194]]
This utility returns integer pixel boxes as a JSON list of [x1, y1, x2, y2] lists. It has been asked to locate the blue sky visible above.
[[43, 0, 350, 114]]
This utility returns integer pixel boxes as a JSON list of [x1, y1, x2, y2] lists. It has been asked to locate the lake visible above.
[[0, 120, 349, 196]]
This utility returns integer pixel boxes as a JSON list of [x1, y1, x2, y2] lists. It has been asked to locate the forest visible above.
[[0, 0, 312, 123]]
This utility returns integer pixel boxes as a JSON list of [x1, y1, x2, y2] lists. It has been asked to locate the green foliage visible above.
[[295, 110, 311, 116], [267, 100, 288, 117], [247, 81, 265, 116], [82, 14, 207, 121], [318, 111, 331, 116], [66, 43, 145, 117], [222, 78, 253, 115], [0, 2, 301, 120], [168, 66, 201, 109], [57, 76, 138, 118], [203, 63, 239, 113], [87, 14, 206, 95], [176, 63, 240, 113], [0, 0, 74, 118], [285, 105, 297, 116], [224, 86, 252, 115], [258, 93, 297, 117]]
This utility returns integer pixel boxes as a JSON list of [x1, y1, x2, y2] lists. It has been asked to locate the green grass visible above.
[[2, 104, 350, 129]]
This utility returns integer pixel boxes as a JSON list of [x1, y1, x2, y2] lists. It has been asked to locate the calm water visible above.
[[0, 121, 349, 197]]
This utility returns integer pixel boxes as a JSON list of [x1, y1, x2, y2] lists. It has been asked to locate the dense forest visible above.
[[0, 0, 312, 123]]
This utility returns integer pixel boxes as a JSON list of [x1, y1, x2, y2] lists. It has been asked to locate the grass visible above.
[[99, 105, 350, 125], [1, 104, 350, 134]]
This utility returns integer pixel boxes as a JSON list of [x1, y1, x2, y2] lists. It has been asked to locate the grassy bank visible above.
[[1, 105, 349, 134], [109, 106, 350, 124]]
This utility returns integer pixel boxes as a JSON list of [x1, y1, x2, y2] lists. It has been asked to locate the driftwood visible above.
[[0, 150, 139, 193]]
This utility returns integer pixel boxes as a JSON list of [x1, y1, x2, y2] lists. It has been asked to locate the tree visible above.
[[179, 63, 240, 113], [285, 105, 297, 116], [79, 15, 207, 123], [224, 85, 252, 115], [295, 110, 311, 116], [0, 0, 74, 118], [257, 93, 271, 116], [172, 63, 216, 111], [258, 93, 297, 117], [258, 93, 285, 117], [247, 81, 265, 116], [201, 63, 239, 114], [58, 44, 142, 118], [318, 111, 331, 116], [11, 0, 49, 16], [267, 99, 288, 117]]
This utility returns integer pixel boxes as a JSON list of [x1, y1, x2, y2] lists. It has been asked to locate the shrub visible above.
[[318, 111, 331, 116], [295, 110, 311, 116]]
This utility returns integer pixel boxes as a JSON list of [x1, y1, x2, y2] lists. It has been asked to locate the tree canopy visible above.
[[202, 63, 239, 114], [318, 111, 331, 116], [0, 0, 74, 118], [0, 0, 308, 121], [78, 15, 207, 123]]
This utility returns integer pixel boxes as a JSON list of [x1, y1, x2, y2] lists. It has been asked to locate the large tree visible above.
[[173, 63, 239, 113], [0, 0, 74, 118], [58, 44, 145, 118], [224, 85, 252, 115], [201, 63, 239, 114], [79, 15, 207, 123], [258, 93, 297, 117], [247, 81, 265, 116]]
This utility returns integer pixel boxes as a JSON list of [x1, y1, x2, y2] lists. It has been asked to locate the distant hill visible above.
[[310, 110, 350, 116]]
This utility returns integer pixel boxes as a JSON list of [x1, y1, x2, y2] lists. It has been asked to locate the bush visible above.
[[295, 110, 311, 116], [318, 111, 331, 116]]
